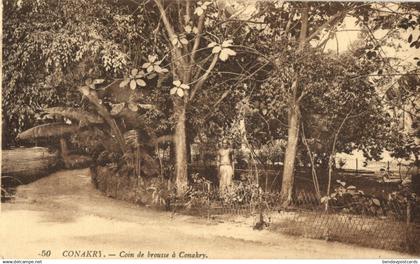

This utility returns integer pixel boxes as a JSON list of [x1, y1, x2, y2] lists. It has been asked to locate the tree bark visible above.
[[59, 138, 69, 158], [186, 122, 193, 164], [174, 104, 188, 194], [279, 3, 308, 206], [280, 104, 300, 205], [327, 110, 352, 196]]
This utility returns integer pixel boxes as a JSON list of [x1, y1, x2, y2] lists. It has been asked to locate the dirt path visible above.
[[0, 168, 415, 259]]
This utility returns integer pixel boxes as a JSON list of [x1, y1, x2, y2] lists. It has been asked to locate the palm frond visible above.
[[124, 130, 140, 148], [16, 123, 79, 140], [44, 107, 104, 124], [138, 151, 160, 176]]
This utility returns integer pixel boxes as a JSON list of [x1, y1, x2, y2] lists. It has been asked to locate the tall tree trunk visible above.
[[59, 137, 71, 168], [174, 104, 188, 194], [279, 3, 308, 206], [186, 123, 193, 164], [280, 105, 300, 205], [59, 138, 69, 158]]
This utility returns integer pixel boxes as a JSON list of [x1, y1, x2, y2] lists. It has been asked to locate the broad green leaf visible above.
[[119, 79, 130, 88], [135, 71, 145, 78], [171, 37, 179, 46], [219, 50, 229, 61], [208, 42, 218, 48], [130, 79, 137, 90], [185, 25, 192, 33], [180, 38, 188, 45], [170, 87, 178, 95], [212, 46, 222, 54], [177, 88, 184, 97], [224, 48, 236, 56], [158, 68, 169, 73], [372, 198, 381, 206], [79, 86, 90, 96], [85, 78, 93, 86], [131, 68, 138, 77], [93, 79, 105, 84], [138, 104, 155, 110], [320, 196, 329, 203], [194, 7, 204, 16], [128, 102, 139, 112], [136, 79, 146, 87], [148, 55, 157, 62], [154, 65, 163, 73], [222, 40, 233, 47], [110, 103, 125, 116], [173, 80, 181, 87], [147, 73, 157, 79]]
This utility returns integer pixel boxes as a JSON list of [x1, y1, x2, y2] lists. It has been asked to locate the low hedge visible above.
[[90, 165, 170, 209]]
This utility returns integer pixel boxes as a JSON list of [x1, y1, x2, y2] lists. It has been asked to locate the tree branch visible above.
[[191, 14, 206, 63], [154, 0, 187, 77], [284, 7, 296, 36], [186, 0, 191, 22], [201, 90, 230, 122], [153, 0, 176, 39], [189, 54, 218, 101], [306, 10, 346, 43], [327, 109, 352, 196], [298, 3, 309, 51]]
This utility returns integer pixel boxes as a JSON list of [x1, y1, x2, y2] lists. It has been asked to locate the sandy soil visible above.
[[0, 168, 415, 259]]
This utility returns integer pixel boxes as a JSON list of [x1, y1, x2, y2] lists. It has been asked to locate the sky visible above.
[[324, 16, 418, 70], [225, 0, 419, 69]]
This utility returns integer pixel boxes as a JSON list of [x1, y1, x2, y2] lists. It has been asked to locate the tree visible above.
[[2, 0, 135, 147], [253, 2, 420, 205], [3, 0, 257, 195], [5, 0, 418, 201]]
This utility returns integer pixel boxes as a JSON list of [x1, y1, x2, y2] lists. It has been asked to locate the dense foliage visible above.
[[3, 0, 419, 202]]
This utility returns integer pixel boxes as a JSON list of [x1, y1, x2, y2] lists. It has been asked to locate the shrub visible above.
[[321, 180, 418, 219]]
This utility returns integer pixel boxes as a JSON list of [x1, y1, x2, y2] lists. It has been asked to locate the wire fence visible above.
[[269, 208, 419, 253], [170, 184, 420, 254], [91, 164, 419, 254]]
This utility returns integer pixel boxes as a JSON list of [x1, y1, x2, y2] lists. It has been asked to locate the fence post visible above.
[[207, 192, 211, 221], [407, 201, 411, 225], [406, 201, 412, 252], [355, 158, 358, 175]]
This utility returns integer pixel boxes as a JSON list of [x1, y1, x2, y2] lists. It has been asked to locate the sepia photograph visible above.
[[1, 0, 419, 262]]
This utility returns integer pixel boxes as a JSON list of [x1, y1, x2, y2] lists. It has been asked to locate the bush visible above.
[[321, 180, 418, 219]]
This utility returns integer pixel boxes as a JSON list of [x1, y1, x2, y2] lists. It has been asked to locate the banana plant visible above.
[[16, 122, 79, 164], [17, 75, 172, 177]]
